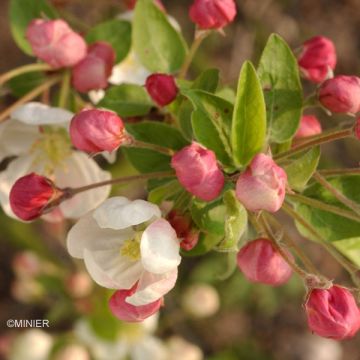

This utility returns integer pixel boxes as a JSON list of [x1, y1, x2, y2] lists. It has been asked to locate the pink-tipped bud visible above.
[[72, 42, 116, 93], [26, 19, 87, 69], [124, 0, 165, 11], [145, 73, 178, 107], [235, 154, 287, 213], [354, 118, 360, 140], [109, 285, 162, 322], [298, 36, 337, 84], [236, 238, 293, 286], [9, 173, 61, 221], [295, 115, 322, 139], [171, 143, 225, 201], [305, 285, 360, 340], [319, 75, 360, 115], [70, 109, 128, 153], [189, 0, 237, 30]]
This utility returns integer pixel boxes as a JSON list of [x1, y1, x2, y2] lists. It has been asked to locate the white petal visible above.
[[126, 269, 178, 306], [88, 89, 105, 104], [0, 120, 40, 162], [140, 219, 181, 274], [93, 197, 161, 230], [11, 102, 73, 126], [83, 248, 143, 289], [57, 152, 111, 219], [66, 212, 131, 258], [130, 336, 168, 360], [101, 151, 117, 164]]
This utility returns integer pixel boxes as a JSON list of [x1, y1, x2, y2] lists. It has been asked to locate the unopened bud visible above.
[[66, 272, 93, 298], [145, 73, 178, 107], [295, 115, 322, 139]]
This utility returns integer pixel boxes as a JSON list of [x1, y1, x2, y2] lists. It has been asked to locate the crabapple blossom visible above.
[[171, 143, 225, 201], [235, 153, 287, 213], [305, 285, 360, 340], [189, 0, 237, 30], [236, 238, 293, 286], [295, 115, 322, 138], [67, 197, 181, 306], [72, 42, 116, 93], [26, 19, 86, 69], [9, 173, 62, 221], [145, 74, 178, 107], [0, 102, 111, 221], [298, 36, 337, 83], [319, 75, 360, 115], [69, 109, 128, 153], [109, 284, 163, 322]]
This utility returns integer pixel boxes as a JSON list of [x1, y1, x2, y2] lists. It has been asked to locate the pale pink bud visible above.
[[235, 154, 287, 213], [145, 73, 178, 107], [171, 143, 225, 201], [72, 42, 116, 93], [305, 285, 360, 340], [298, 36, 337, 83], [319, 75, 360, 115], [189, 0, 237, 30], [66, 272, 93, 298], [26, 19, 87, 69], [109, 285, 162, 322], [10, 173, 62, 221], [355, 118, 360, 140], [70, 109, 128, 153], [236, 238, 293, 286], [12, 251, 41, 278], [295, 115, 322, 139], [124, 0, 165, 11]]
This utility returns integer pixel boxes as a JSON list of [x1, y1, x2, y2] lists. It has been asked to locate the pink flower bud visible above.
[[295, 115, 322, 139], [70, 109, 128, 153], [26, 19, 87, 69], [145, 73, 178, 107], [12, 251, 41, 278], [9, 173, 62, 221], [72, 42, 116, 93], [109, 285, 162, 322], [181, 230, 200, 251], [66, 272, 93, 299], [235, 154, 287, 213], [236, 238, 293, 286], [319, 75, 360, 115], [354, 118, 360, 140], [298, 36, 337, 84], [305, 285, 360, 340], [124, 0, 165, 11], [189, 0, 237, 30], [171, 143, 225, 201]]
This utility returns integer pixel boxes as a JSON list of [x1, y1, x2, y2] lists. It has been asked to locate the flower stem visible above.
[[178, 30, 210, 79], [318, 168, 360, 177], [313, 172, 360, 216], [274, 128, 353, 162], [66, 171, 175, 196], [58, 70, 71, 109], [128, 140, 175, 156], [0, 63, 53, 86], [0, 75, 62, 123], [286, 192, 360, 222]]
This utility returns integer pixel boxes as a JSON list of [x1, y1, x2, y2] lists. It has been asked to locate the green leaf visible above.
[[148, 180, 182, 204], [8, 72, 46, 97], [99, 84, 153, 117], [192, 68, 219, 92], [294, 175, 360, 265], [86, 20, 131, 62], [184, 232, 223, 257], [181, 89, 234, 169], [133, 0, 187, 73], [217, 190, 248, 251], [284, 147, 321, 191], [9, 0, 58, 55], [231, 61, 266, 167], [123, 121, 188, 173], [257, 34, 303, 143]]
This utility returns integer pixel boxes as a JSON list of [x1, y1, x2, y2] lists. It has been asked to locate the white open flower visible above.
[[67, 196, 181, 306], [0, 102, 111, 221]]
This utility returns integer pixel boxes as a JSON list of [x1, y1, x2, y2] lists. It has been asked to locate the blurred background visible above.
[[1, 0, 360, 359]]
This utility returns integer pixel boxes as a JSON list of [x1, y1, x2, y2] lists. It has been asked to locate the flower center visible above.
[[120, 232, 142, 261]]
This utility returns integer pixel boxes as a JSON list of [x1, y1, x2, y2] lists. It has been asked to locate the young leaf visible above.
[[133, 0, 187, 73], [9, 0, 58, 55], [231, 61, 266, 167], [99, 84, 153, 117], [258, 34, 303, 143], [86, 20, 131, 62], [284, 146, 321, 191], [148, 180, 182, 204]]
